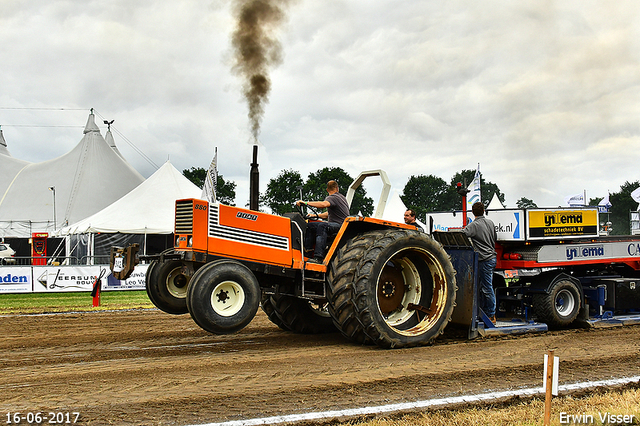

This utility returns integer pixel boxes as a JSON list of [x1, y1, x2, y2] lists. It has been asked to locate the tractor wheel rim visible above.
[[211, 280, 245, 317], [167, 268, 188, 299], [375, 247, 449, 336]]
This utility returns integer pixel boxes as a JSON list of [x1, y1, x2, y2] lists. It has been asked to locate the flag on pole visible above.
[[597, 193, 612, 213], [564, 193, 585, 207], [201, 147, 218, 203], [466, 164, 481, 211]]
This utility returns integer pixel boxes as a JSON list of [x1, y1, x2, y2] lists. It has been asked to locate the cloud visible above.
[[1, 0, 639, 210]]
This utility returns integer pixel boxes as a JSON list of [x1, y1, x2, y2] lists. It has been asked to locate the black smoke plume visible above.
[[231, 0, 292, 142]]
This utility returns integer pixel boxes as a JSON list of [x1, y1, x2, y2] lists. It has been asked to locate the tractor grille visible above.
[[175, 200, 194, 234], [208, 205, 289, 250]]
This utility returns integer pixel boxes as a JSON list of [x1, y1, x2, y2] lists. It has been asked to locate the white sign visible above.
[[112, 256, 124, 273], [105, 263, 149, 291], [0, 267, 32, 293], [32, 266, 109, 293], [537, 240, 640, 263], [427, 209, 524, 241]]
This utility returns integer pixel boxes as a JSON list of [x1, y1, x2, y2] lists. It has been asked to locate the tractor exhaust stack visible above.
[[249, 144, 259, 211]]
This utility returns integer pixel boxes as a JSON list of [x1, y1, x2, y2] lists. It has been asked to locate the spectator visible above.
[[463, 201, 498, 324], [404, 209, 423, 232]]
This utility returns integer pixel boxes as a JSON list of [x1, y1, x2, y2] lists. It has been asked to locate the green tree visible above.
[[261, 169, 304, 215], [401, 175, 448, 221], [215, 175, 237, 206], [608, 181, 639, 235], [183, 167, 206, 188], [303, 167, 374, 217], [516, 197, 537, 209], [182, 167, 236, 206]]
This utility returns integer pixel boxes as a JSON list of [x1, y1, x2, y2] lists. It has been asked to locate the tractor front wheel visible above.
[[146, 255, 189, 315], [187, 260, 261, 334]]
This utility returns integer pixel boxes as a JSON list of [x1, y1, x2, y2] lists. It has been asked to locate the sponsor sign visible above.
[[527, 209, 599, 240], [426, 212, 468, 233], [105, 263, 148, 291], [537, 240, 640, 263], [426, 209, 524, 241], [33, 266, 109, 293], [0, 267, 32, 293]]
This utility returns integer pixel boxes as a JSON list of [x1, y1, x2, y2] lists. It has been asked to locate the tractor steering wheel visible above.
[[296, 202, 322, 221]]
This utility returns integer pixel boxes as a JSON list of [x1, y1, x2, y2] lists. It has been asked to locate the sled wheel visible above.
[[327, 233, 380, 344], [187, 260, 260, 334], [533, 277, 581, 328], [352, 230, 457, 348], [260, 294, 290, 331], [146, 255, 189, 315]]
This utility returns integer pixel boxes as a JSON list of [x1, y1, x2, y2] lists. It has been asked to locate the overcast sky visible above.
[[1, 1, 639, 210]]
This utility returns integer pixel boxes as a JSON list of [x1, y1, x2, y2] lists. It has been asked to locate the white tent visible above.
[[0, 128, 32, 196], [56, 161, 202, 235], [381, 189, 427, 230], [487, 193, 505, 209], [0, 112, 144, 238]]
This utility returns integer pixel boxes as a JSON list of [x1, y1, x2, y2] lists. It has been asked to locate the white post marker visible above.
[[543, 350, 559, 426], [543, 353, 560, 396]]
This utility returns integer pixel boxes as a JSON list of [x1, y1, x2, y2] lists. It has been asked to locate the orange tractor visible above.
[[112, 170, 458, 348]]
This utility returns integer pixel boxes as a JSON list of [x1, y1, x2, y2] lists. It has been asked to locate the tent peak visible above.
[[105, 128, 124, 159], [83, 110, 101, 134], [0, 126, 11, 157]]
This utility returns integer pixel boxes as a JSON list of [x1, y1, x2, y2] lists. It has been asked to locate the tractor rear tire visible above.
[[187, 260, 261, 334], [327, 233, 379, 344], [271, 287, 336, 334], [351, 229, 457, 348], [532, 277, 581, 328], [146, 254, 189, 315], [260, 294, 290, 331]]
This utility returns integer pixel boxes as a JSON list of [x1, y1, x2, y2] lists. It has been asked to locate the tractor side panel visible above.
[[209, 204, 294, 267]]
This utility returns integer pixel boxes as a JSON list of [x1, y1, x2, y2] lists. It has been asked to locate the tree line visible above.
[[182, 167, 639, 235]]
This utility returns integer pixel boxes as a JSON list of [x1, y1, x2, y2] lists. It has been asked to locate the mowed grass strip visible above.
[[0, 290, 154, 314], [342, 387, 640, 426]]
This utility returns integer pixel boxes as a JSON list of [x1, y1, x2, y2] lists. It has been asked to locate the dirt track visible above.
[[0, 309, 639, 426]]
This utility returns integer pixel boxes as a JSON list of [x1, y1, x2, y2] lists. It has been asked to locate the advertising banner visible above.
[[537, 240, 640, 263], [527, 209, 599, 240], [426, 209, 524, 242], [32, 266, 110, 293], [105, 263, 148, 291], [0, 267, 33, 293]]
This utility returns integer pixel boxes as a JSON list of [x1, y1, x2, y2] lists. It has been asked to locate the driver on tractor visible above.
[[296, 180, 350, 263]]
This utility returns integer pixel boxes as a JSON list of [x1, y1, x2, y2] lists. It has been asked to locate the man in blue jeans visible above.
[[464, 201, 498, 323], [296, 180, 350, 263]]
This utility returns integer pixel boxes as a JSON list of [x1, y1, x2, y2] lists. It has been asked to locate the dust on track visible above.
[[0, 309, 639, 425]]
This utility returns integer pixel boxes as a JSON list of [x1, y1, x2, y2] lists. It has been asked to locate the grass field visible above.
[[343, 387, 640, 426], [0, 290, 154, 314]]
